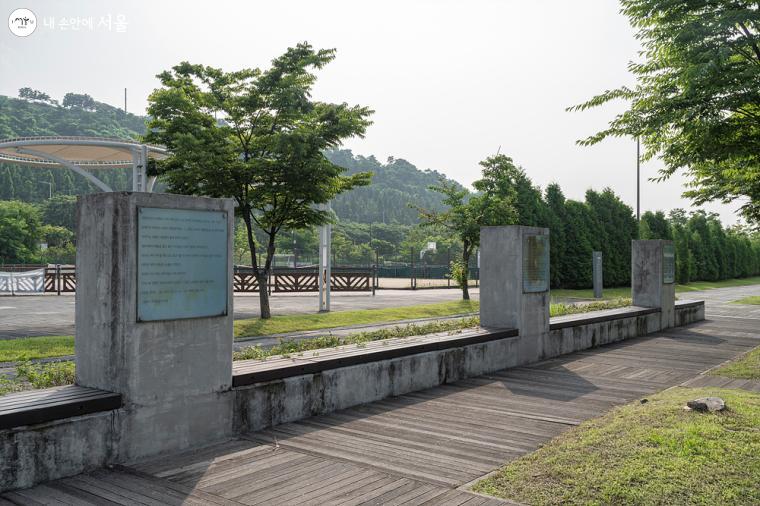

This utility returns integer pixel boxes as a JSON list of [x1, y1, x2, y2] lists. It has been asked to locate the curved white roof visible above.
[[0, 136, 168, 168]]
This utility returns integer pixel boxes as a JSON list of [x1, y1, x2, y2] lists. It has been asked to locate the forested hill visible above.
[[326, 149, 463, 224], [0, 94, 145, 138], [0, 94, 146, 200], [0, 94, 461, 223]]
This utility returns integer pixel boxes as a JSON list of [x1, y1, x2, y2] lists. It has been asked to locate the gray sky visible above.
[[1, 0, 741, 225]]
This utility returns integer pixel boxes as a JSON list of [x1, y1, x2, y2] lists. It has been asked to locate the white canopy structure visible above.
[[0, 136, 168, 192]]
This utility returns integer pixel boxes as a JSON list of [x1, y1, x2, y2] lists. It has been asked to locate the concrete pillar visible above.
[[479, 226, 550, 364], [632, 239, 675, 329], [592, 251, 603, 299], [75, 192, 235, 462]]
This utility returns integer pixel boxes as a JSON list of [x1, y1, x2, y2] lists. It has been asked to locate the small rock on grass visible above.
[[685, 397, 726, 412]]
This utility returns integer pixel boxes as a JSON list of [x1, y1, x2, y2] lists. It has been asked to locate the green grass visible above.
[[551, 286, 632, 300], [234, 300, 479, 338], [234, 297, 634, 338], [676, 276, 760, 292], [234, 317, 480, 361], [472, 387, 760, 505], [0, 299, 632, 364], [234, 299, 633, 362], [710, 346, 760, 380], [0, 360, 76, 397], [551, 276, 760, 300], [732, 296, 760, 305], [0, 335, 74, 362]]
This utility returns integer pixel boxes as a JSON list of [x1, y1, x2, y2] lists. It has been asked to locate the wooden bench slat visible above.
[[0, 385, 121, 430]]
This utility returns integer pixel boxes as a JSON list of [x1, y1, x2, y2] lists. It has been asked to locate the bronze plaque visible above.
[[523, 234, 549, 293]]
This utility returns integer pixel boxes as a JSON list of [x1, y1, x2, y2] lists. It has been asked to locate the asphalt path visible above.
[[0, 288, 480, 339]]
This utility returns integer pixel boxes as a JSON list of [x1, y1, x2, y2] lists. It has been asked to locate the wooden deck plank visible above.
[[4, 301, 757, 504]]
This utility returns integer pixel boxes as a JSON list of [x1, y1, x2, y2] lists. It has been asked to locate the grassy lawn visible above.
[[234, 298, 633, 338], [709, 346, 760, 380], [551, 276, 760, 301], [234, 299, 632, 360], [551, 286, 631, 300], [234, 300, 479, 338], [0, 299, 632, 363], [0, 335, 74, 362], [732, 296, 760, 305], [0, 360, 75, 396], [676, 276, 760, 292], [472, 387, 760, 505]]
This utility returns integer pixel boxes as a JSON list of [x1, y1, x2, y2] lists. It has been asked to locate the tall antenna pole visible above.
[[636, 137, 640, 221], [124, 88, 127, 113]]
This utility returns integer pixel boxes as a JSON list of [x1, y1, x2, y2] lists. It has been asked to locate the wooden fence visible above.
[[1, 265, 373, 294], [234, 267, 373, 293]]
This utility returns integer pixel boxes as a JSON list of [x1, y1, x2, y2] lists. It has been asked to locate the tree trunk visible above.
[[461, 242, 471, 301], [257, 273, 271, 319], [241, 209, 272, 319], [259, 230, 277, 319]]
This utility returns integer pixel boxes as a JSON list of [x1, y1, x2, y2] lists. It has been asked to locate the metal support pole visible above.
[[131, 149, 139, 192], [140, 144, 148, 192], [318, 202, 332, 312], [411, 247, 416, 290], [447, 248, 451, 288], [373, 250, 378, 296], [636, 137, 640, 222]]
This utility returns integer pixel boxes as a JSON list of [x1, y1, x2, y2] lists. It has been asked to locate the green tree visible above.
[[585, 188, 638, 286], [560, 200, 596, 288], [41, 195, 77, 231], [39, 225, 73, 248], [571, 1, 760, 223], [639, 211, 672, 240], [417, 154, 518, 300], [544, 183, 567, 288], [0, 201, 42, 263], [62, 93, 96, 111], [146, 43, 373, 318]]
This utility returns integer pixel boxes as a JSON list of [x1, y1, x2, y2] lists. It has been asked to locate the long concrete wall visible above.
[[234, 303, 703, 433], [0, 301, 705, 492]]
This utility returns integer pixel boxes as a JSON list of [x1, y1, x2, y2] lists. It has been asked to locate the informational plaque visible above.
[[522, 234, 550, 293], [662, 243, 675, 284], [137, 207, 228, 321]]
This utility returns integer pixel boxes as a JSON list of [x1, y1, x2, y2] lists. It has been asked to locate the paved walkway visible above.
[[3, 286, 758, 504]]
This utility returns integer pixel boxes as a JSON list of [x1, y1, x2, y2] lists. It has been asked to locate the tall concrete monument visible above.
[[480, 226, 550, 364], [632, 239, 675, 330], [592, 251, 603, 299], [76, 192, 235, 461]]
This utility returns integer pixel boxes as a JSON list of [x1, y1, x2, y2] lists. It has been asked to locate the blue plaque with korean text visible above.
[[137, 207, 228, 321]]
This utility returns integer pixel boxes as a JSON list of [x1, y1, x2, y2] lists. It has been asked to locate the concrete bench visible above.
[[549, 306, 660, 330], [233, 327, 519, 386], [0, 385, 121, 430]]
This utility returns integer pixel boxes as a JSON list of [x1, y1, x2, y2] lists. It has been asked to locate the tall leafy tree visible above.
[[585, 188, 638, 286], [416, 154, 518, 300], [146, 43, 373, 318], [570, 1, 760, 223], [41, 195, 77, 232], [545, 183, 567, 288], [0, 201, 41, 263]]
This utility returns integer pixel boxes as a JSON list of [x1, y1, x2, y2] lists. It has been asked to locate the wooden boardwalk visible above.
[[3, 300, 758, 504]]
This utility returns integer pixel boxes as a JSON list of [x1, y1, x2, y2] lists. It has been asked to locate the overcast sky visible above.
[[1, 0, 742, 225]]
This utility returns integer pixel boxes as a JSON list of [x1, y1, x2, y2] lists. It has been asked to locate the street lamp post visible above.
[[636, 137, 641, 222], [39, 181, 53, 199]]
